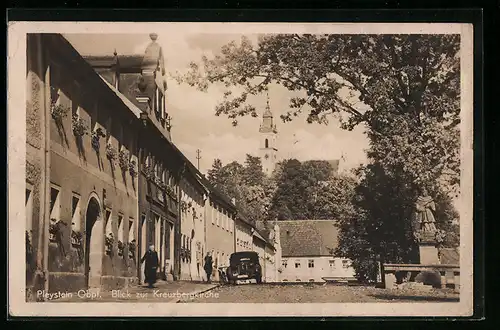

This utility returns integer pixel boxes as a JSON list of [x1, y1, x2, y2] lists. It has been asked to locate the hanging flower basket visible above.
[[72, 114, 88, 137], [117, 240, 124, 257], [143, 165, 155, 180], [128, 240, 136, 260], [165, 185, 176, 199], [49, 219, 62, 243], [106, 144, 117, 161], [180, 201, 188, 213], [118, 149, 130, 171], [91, 127, 106, 152], [129, 160, 138, 177], [71, 230, 83, 247], [51, 103, 69, 123], [105, 233, 114, 256]]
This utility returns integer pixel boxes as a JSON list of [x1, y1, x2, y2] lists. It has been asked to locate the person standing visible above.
[[140, 245, 159, 288], [203, 252, 213, 283]]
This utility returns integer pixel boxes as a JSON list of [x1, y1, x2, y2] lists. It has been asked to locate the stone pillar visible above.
[[384, 272, 396, 289], [418, 232, 440, 265], [419, 243, 440, 264], [454, 271, 460, 293]]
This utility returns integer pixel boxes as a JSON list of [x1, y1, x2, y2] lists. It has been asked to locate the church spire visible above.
[[260, 92, 277, 133]]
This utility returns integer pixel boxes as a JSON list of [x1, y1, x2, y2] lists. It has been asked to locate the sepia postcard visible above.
[[8, 21, 474, 317]]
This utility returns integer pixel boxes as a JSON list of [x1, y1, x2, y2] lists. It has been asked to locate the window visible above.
[[308, 259, 314, 268], [105, 118, 112, 145], [49, 62, 61, 105], [329, 260, 336, 269], [154, 213, 161, 251], [221, 210, 225, 230], [71, 92, 79, 119], [296, 279, 301, 282], [117, 214, 124, 243], [265, 138, 269, 148], [49, 185, 61, 223], [26, 185, 33, 236], [309, 279, 315, 282], [342, 260, 351, 269], [282, 279, 288, 282], [105, 209, 112, 236], [282, 260, 287, 268], [295, 261, 301, 269], [216, 207, 220, 227], [71, 193, 81, 232], [211, 203, 215, 224], [128, 218, 135, 243]]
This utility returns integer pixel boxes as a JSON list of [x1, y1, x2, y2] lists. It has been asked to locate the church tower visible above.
[[259, 95, 278, 176]]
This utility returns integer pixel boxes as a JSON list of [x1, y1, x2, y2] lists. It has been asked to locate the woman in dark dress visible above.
[[141, 245, 159, 288], [203, 252, 213, 283]]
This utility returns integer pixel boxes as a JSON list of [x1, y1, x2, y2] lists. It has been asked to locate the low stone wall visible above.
[[101, 275, 138, 291], [48, 272, 86, 293], [382, 263, 460, 292]]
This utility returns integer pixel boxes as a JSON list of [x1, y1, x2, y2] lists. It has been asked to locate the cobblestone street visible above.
[[183, 283, 460, 303], [51, 281, 218, 303]]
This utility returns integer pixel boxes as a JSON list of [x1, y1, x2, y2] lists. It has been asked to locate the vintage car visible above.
[[226, 251, 262, 284]]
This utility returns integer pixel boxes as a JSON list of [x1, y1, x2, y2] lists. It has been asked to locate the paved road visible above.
[[183, 283, 460, 303]]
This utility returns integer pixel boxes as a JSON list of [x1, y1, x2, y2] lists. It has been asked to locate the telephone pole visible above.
[[196, 149, 201, 170]]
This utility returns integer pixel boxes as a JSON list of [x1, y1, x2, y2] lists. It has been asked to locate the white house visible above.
[[278, 220, 356, 283]]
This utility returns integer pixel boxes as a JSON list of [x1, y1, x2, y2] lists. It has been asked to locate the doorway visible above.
[[84, 196, 104, 288]]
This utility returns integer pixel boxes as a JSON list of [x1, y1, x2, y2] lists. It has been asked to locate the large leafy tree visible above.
[[335, 163, 460, 282], [179, 34, 460, 191], [186, 34, 460, 279], [268, 159, 347, 220], [207, 155, 272, 225]]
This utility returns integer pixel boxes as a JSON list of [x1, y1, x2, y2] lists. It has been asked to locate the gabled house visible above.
[[278, 220, 355, 283]]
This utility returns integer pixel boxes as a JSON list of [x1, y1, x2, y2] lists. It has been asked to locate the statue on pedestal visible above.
[[412, 187, 443, 265], [412, 188, 438, 242]]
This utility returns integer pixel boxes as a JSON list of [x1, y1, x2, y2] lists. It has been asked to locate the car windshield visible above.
[[230, 252, 258, 263]]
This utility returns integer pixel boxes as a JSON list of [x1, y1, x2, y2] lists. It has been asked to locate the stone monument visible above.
[[412, 188, 441, 264]]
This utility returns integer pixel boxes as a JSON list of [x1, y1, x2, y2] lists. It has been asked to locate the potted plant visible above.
[[49, 218, 62, 243], [105, 143, 117, 161], [105, 233, 114, 256], [72, 114, 88, 137], [71, 230, 83, 247], [165, 185, 175, 198], [91, 127, 106, 152], [51, 102, 69, 123], [129, 160, 137, 177], [118, 149, 130, 171], [180, 201, 188, 213], [117, 240, 125, 257], [143, 165, 154, 180], [128, 240, 136, 260]]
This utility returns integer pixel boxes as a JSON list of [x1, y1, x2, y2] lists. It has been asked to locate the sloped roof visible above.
[[439, 247, 460, 265], [84, 54, 144, 69], [100, 76, 142, 118], [279, 220, 340, 257]]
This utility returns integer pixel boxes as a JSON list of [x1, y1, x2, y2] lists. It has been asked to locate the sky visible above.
[[64, 32, 369, 175]]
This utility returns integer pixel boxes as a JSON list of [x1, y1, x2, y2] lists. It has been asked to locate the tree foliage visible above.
[[267, 159, 355, 220], [179, 34, 460, 192], [207, 155, 273, 225], [186, 34, 461, 281]]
